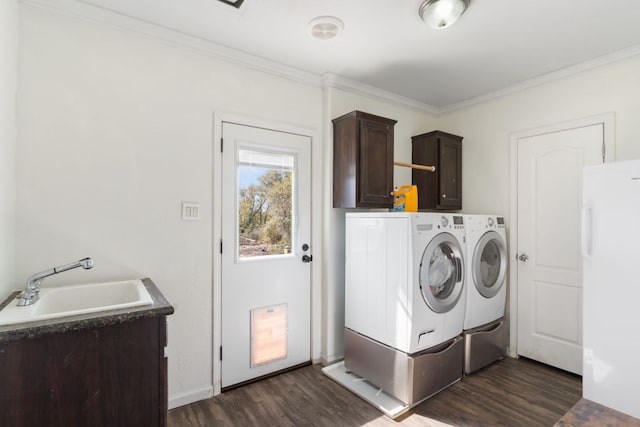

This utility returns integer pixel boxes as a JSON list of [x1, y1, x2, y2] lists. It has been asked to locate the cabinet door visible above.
[[358, 118, 394, 207], [438, 137, 462, 209], [0, 317, 166, 426]]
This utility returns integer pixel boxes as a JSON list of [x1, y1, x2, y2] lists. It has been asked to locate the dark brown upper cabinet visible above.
[[412, 130, 463, 210], [333, 111, 397, 208]]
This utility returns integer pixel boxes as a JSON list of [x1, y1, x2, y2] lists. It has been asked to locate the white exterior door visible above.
[[516, 124, 603, 375], [221, 122, 311, 389]]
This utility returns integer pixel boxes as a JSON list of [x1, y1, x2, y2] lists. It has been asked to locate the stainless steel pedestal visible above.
[[344, 328, 463, 406], [463, 318, 507, 374]]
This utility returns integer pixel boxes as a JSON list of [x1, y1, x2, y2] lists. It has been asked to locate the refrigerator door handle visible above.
[[581, 206, 593, 258]]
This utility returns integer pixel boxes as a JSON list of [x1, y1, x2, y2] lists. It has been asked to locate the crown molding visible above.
[[20, 0, 322, 87], [321, 73, 440, 115], [440, 43, 640, 114]]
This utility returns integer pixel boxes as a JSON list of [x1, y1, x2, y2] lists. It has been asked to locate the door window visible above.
[[237, 149, 295, 259]]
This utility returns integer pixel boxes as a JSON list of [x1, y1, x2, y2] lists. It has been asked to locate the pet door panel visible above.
[[250, 304, 288, 367]]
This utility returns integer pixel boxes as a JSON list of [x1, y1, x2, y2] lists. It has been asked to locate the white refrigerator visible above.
[[582, 159, 640, 418]]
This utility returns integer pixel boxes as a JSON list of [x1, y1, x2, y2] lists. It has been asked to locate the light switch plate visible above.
[[182, 202, 201, 221]]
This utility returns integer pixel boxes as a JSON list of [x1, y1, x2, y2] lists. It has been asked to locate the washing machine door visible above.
[[473, 231, 507, 298], [419, 232, 465, 313]]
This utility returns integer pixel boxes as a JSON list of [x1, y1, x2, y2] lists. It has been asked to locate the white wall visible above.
[[0, 0, 18, 299], [17, 5, 322, 406], [321, 88, 436, 362]]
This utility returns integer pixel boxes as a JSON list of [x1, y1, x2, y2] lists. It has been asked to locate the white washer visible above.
[[345, 212, 466, 354], [461, 214, 507, 330]]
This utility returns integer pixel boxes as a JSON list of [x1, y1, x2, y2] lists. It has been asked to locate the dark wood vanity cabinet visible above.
[[412, 131, 463, 210], [0, 315, 169, 427], [333, 111, 397, 208]]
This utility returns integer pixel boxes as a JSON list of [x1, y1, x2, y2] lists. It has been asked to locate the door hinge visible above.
[[220, 239, 223, 254], [220, 346, 223, 361], [221, 138, 224, 152]]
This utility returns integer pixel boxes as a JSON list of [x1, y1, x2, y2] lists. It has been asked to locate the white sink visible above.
[[0, 279, 154, 326]]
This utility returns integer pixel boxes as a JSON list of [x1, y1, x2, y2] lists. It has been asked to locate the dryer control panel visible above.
[[482, 216, 506, 229]]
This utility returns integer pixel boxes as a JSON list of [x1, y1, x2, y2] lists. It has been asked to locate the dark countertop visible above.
[[0, 277, 174, 343], [555, 398, 640, 426]]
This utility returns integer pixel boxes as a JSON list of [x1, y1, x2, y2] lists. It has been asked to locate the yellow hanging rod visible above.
[[393, 161, 436, 172]]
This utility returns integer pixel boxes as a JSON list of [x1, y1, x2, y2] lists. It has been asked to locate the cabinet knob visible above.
[[442, 194, 447, 198]]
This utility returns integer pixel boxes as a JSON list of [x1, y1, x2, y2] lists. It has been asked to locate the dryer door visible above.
[[473, 231, 507, 298], [419, 232, 465, 313]]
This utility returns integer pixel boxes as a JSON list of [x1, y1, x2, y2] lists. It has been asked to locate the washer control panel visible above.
[[435, 215, 465, 230]]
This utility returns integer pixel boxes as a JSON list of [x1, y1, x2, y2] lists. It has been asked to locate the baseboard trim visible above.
[[168, 386, 214, 409], [321, 353, 344, 366]]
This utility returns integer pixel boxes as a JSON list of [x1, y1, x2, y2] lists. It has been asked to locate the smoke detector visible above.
[[308, 16, 344, 40]]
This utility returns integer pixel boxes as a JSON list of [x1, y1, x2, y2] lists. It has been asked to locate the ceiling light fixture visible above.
[[308, 16, 344, 40], [419, 0, 469, 29]]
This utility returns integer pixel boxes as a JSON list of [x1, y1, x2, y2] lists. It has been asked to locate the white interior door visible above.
[[516, 124, 603, 375], [221, 122, 311, 389]]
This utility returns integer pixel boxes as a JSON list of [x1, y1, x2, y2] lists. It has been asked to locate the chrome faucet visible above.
[[18, 257, 94, 306]]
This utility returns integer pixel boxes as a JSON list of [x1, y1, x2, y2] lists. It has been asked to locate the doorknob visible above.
[[302, 254, 313, 263], [518, 253, 529, 262]]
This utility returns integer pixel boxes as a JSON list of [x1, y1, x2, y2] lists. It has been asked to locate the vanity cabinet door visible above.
[[412, 130, 463, 210], [0, 316, 168, 427], [333, 111, 397, 208]]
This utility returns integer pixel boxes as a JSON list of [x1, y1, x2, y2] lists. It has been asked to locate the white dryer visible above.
[[461, 214, 508, 374], [344, 212, 466, 354], [462, 215, 507, 329]]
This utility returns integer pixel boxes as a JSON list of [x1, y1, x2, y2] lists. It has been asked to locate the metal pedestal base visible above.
[[343, 328, 463, 408], [463, 318, 507, 374]]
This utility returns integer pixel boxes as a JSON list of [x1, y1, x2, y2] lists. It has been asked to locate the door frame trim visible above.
[[213, 112, 322, 395], [507, 113, 616, 358]]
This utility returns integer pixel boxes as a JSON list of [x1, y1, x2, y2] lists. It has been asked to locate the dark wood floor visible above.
[[168, 357, 581, 427]]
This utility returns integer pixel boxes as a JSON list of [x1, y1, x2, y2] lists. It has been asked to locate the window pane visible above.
[[238, 150, 294, 258]]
